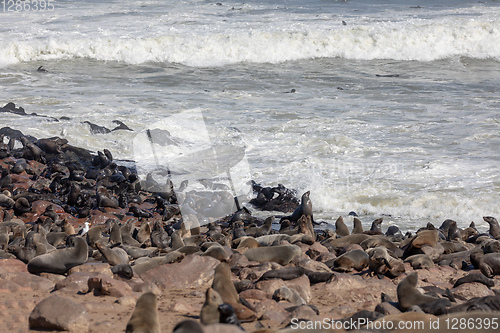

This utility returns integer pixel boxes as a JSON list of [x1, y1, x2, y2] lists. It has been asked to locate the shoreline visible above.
[[1, 125, 500, 332]]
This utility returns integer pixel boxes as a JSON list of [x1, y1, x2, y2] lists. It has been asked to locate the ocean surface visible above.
[[1, 0, 499, 232]]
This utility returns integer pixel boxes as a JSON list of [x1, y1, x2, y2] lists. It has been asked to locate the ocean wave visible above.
[[1, 17, 499, 67]]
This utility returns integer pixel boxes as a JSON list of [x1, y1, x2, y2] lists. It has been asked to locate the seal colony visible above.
[[0, 116, 499, 332]]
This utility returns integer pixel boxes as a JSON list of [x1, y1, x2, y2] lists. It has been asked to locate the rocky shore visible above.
[[0, 116, 500, 332]]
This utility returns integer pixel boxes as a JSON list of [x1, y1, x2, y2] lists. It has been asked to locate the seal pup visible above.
[[397, 272, 440, 310], [0, 191, 14, 208], [273, 286, 306, 306], [483, 216, 500, 239], [218, 303, 245, 331], [125, 292, 160, 333], [200, 287, 223, 325], [61, 219, 76, 236], [27, 236, 88, 274], [111, 264, 134, 279], [14, 197, 31, 215]]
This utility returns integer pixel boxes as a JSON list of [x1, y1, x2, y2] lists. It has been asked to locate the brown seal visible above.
[[212, 262, 240, 305], [335, 216, 350, 237], [483, 216, 500, 239], [352, 217, 364, 234], [332, 249, 369, 272], [27, 236, 88, 274], [125, 292, 160, 333], [212, 262, 255, 322], [397, 272, 440, 310], [289, 190, 313, 222], [404, 254, 435, 269], [479, 253, 500, 278], [200, 287, 223, 325], [367, 246, 405, 278], [96, 243, 129, 266], [243, 244, 301, 265]]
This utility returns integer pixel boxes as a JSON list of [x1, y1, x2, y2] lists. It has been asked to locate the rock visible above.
[[239, 289, 270, 301], [285, 275, 312, 304], [306, 242, 330, 260], [254, 299, 291, 326], [0, 272, 54, 292], [29, 295, 89, 332], [54, 272, 103, 293], [452, 282, 495, 300], [255, 278, 286, 297], [141, 254, 220, 290], [87, 275, 135, 297], [0, 259, 28, 273], [67, 262, 113, 277]]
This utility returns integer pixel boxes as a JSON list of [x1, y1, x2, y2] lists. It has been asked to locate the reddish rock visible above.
[[227, 252, 254, 268], [141, 254, 220, 290], [31, 200, 64, 217], [239, 289, 270, 300], [29, 295, 89, 333], [0, 259, 28, 274], [68, 262, 113, 277], [0, 278, 22, 293], [54, 272, 101, 293], [451, 282, 495, 299], [0, 272, 54, 292], [254, 299, 290, 326], [255, 278, 286, 297], [285, 275, 312, 304], [306, 242, 331, 260]]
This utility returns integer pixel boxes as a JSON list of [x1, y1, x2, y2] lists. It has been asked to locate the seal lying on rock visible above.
[[243, 245, 301, 265], [27, 236, 88, 274]]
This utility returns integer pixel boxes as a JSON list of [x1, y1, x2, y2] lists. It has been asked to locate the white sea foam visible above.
[[1, 7, 499, 67]]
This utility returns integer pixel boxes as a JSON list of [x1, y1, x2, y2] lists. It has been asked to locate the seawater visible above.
[[1, 0, 499, 232]]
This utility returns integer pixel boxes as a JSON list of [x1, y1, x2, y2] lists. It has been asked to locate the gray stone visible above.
[[29, 295, 89, 332]]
